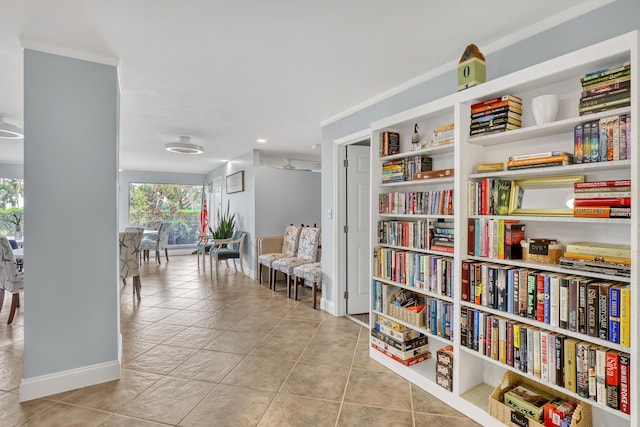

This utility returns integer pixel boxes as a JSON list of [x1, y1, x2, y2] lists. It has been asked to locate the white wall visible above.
[[22, 49, 120, 400], [320, 0, 640, 315], [207, 150, 258, 277], [0, 163, 23, 179]]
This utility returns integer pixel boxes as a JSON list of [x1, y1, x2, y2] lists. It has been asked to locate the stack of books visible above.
[[574, 114, 631, 163], [381, 159, 404, 183], [507, 151, 574, 170], [560, 241, 630, 277], [371, 314, 431, 366], [379, 130, 400, 157], [579, 63, 631, 116], [469, 95, 522, 137], [573, 179, 631, 218], [423, 123, 454, 147]]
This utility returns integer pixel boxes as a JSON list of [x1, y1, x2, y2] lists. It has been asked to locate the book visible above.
[[371, 343, 432, 366], [581, 63, 630, 83], [619, 352, 631, 414], [609, 284, 621, 344], [469, 116, 521, 130], [564, 242, 631, 258], [470, 99, 523, 115], [380, 131, 400, 157], [574, 124, 584, 163], [598, 283, 612, 340], [470, 111, 522, 125], [563, 337, 578, 392], [581, 74, 631, 92], [581, 79, 631, 98], [574, 179, 631, 189], [494, 179, 511, 215], [595, 346, 607, 405], [370, 329, 428, 351], [475, 162, 504, 172], [562, 251, 630, 265], [471, 95, 523, 109], [573, 206, 631, 218], [507, 153, 573, 167], [619, 284, 630, 347], [576, 341, 590, 398], [573, 197, 631, 207], [510, 151, 571, 161], [605, 350, 620, 410], [580, 88, 631, 107], [504, 383, 554, 422], [586, 281, 599, 337], [370, 335, 430, 360], [469, 122, 520, 136], [579, 97, 631, 114]]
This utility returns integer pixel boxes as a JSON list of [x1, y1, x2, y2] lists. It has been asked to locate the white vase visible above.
[[531, 94, 559, 125]]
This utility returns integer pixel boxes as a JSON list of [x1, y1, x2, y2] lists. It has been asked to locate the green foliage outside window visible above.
[[129, 183, 204, 245]]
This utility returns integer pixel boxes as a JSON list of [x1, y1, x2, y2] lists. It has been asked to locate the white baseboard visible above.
[[320, 297, 336, 316], [20, 360, 120, 402]]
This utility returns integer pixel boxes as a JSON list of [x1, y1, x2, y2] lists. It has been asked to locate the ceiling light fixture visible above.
[[0, 116, 24, 139], [256, 138, 267, 143], [165, 136, 204, 154]]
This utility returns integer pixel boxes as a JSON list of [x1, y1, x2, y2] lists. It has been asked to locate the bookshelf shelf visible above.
[[467, 214, 631, 224], [377, 243, 453, 257], [380, 176, 454, 188], [466, 255, 632, 283], [459, 346, 632, 421], [459, 301, 630, 352], [378, 213, 454, 220], [373, 276, 455, 303], [369, 31, 638, 426], [380, 143, 454, 161], [468, 159, 631, 180], [467, 106, 632, 147]]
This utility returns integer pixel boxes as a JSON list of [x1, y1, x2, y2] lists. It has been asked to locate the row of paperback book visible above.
[[381, 155, 433, 183], [377, 218, 453, 250], [572, 179, 631, 219], [469, 95, 522, 137], [422, 123, 454, 148], [574, 114, 631, 163], [461, 260, 631, 346], [372, 315, 431, 366], [461, 307, 631, 413], [579, 63, 631, 116], [378, 189, 455, 215], [372, 248, 454, 295], [467, 178, 513, 216], [506, 151, 574, 171], [467, 218, 525, 260]]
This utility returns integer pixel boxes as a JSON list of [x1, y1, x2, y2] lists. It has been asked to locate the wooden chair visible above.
[[210, 230, 247, 279]]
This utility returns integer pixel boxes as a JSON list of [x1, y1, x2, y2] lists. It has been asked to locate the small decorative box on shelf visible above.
[[489, 371, 592, 427], [521, 239, 563, 264]]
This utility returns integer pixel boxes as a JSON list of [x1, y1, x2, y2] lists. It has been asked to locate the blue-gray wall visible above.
[[320, 0, 640, 313], [22, 49, 119, 396]]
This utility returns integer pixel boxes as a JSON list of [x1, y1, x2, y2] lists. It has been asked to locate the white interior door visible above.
[[346, 144, 370, 314]]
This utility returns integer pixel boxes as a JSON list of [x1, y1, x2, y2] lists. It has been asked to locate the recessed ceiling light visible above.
[[257, 138, 267, 143], [165, 136, 204, 154], [311, 144, 320, 150], [0, 116, 24, 139]]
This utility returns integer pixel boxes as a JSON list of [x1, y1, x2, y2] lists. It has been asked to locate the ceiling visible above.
[[0, 0, 596, 174]]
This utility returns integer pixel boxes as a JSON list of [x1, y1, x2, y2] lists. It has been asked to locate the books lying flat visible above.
[[573, 206, 630, 218], [564, 242, 631, 258], [562, 251, 630, 265], [371, 343, 432, 366], [370, 336, 430, 360], [559, 257, 630, 277]]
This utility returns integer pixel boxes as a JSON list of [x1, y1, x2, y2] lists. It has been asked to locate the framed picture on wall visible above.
[[226, 171, 244, 194]]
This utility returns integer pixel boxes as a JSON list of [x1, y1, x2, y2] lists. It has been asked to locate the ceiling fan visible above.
[[278, 158, 320, 171]]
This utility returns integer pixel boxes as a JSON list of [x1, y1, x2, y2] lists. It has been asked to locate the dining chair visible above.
[[210, 230, 246, 279], [158, 222, 171, 263], [271, 227, 321, 297], [0, 237, 24, 324], [140, 220, 163, 264], [119, 230, 143, 301], [257, 224, 302, 287], [292, 262, 322, 309]]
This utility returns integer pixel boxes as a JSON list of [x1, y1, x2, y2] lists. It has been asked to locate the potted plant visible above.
[[209, 201, 235, 245]]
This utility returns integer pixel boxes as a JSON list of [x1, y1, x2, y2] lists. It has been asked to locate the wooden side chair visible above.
[[257, 225, 302, 287], [271, 227, 321, 297]]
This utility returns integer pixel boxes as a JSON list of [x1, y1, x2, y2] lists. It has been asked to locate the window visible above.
[[0, 178, 24, 239], [128, 183, 204, 245]]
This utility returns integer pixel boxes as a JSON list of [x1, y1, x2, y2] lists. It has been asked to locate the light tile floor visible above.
[[0, 255, 480, 426]]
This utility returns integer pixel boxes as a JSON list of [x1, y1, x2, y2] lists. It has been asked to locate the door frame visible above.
[[332, 128, 370, 320]]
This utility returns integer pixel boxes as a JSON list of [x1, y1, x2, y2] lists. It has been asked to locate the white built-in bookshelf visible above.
[[369, 31, 638, 426]]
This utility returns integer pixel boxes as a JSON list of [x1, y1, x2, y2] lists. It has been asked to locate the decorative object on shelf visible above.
[[458, 44, 486, 91], [226, 170, 244, 193], [475, 162, 504, 172], [508, 176, 584, 216], [531, 94, 559, 125], [412, 124, 420, 151], [521, 238, 563, 264]]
